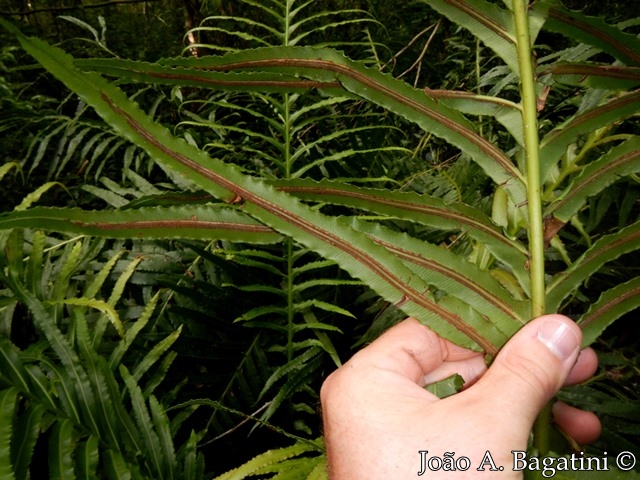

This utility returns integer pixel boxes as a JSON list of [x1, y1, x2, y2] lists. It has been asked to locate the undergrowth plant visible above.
[[0, 229, 204, 478], [1, 0, 640, 478]]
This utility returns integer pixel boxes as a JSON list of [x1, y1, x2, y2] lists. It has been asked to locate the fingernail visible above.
[[537, 319, 579, 360]]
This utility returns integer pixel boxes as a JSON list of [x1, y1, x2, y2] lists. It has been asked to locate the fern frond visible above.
[[132, 326, 182, 382], [84, 248, 124, 299], [179, 430, 206, 480], [0, 387, 18, 480], [259, 348, 323, 424], [53, 297, 125, 338], [75, 435, 99, 479], [120, 365, 166, 479], [12, 403, 45, 479], [108, 291, 160, 369], [192, 0, 376, 54], [149, 395, 178, 480], [212, 439, 325, 480], [259, 346, 321, 400], [0, 232, 205, 478], [48, 418, 77, 480], [292, 300, 354, 319], [0, 161, 21, 181], [92, 255, 142, 346], [74, 312, 122, 450]]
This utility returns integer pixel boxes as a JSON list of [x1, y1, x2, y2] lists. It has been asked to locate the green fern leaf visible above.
[[0, 387, 18, 480], [141, 351, 177, 401], [103, 449, 133, 480], [120, 365, 164, 479], [48, 418, 77, 480], [546, 136, 640, 222], [75, 435, 99, 480], [2, 271, 102, 437], [26, 230, 46, 301], [14, 182, 65, 212], [0, 206, 283, 245], [546, 221, 640, 310], [74, 313, 122, 450], [291, 278, 362, 293], [236, 306, 288, 324], [292, 300, 354, 319], [541, 2, 640, 66], [149, 395, 177, 480], [579, 276, 640, 347], [84, 250, 124, 300], [0, 161, 21, 181], [259, 351, 323, 423], [108, 291, 160, 369], [250, 456, 324, 479], [539, 90, 640, 183], [100, 363, 145, 457], [259, 347, 321, 400], [0, 338, 32, 394], [92, 256, 142, 346], [24, 119, 67, 176], [305, 459, 328, 480], [213, 441, 320, 480], [22, 361, 59, 412], [131, 326, 182, 382], [13, 403, 45, 479], [51, 297, 125, 338], [51, 240, 85, 322], [178, 430, 204, 480]]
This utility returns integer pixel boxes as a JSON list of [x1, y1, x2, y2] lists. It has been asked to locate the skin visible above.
[[321, 314, 601, 479]]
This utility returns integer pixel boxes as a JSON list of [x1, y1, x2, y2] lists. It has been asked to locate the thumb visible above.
[[473, 314, 582, 433]]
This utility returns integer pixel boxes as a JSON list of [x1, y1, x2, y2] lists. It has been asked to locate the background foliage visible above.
[[1, 0, 640, 478]]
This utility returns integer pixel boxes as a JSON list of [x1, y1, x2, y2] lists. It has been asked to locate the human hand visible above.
[[320, 315, 600, 479]]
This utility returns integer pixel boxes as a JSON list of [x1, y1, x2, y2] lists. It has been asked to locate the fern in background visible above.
[[3, 2, 388, 473], [0, 228, 206, 478], [173, 0, 406, 437]]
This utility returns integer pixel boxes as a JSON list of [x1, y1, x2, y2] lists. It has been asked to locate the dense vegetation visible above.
[[1, 0, 639, 478]]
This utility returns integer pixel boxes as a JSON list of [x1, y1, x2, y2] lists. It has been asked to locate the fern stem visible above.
[[286, 238, 295, 364], [513, 0, 545, 319], [282, 83, 295, 361], [513, 0, 549, 455], [284, 0, 292, 46]]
